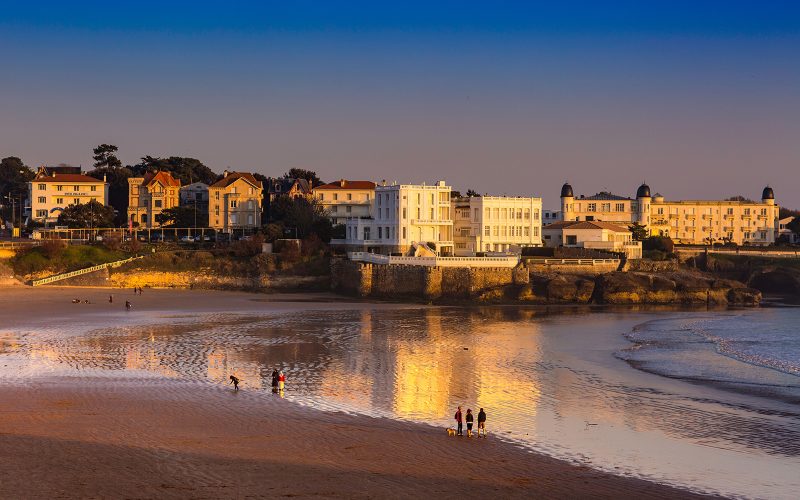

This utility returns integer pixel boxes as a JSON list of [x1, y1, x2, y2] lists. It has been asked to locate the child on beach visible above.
[[229, 375, 240, 391], [466, 409, 474, 437], [278, 371, 285, 391], [477, 408, 487, 437]]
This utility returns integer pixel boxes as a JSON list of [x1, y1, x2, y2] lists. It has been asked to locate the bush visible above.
[[41, 239, 67, 259], [643, 249, 667, 261], [642, 236, 674, 253], [230, 235, 264, 258], [102, 233, 122, 251]]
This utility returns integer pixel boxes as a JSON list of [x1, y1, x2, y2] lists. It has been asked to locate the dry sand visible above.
[[0, 287, 707, 498]]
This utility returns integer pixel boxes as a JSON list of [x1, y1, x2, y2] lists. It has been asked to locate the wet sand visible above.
[[0, 287, 708, 498]]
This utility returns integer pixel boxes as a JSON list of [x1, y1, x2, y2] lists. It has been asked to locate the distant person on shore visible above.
[[109, 295, 113, 303], [454, 406, 463, 436], [271, 369, 279, 391], [477, 408, 486, 437], [125, 300, 132, 310], [229, 375, 240, 391], [466, 408, 474, 437], [278, 371, 285, 391]]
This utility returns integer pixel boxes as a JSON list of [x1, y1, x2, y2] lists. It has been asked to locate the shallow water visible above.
[[2, 304, 799, 498]]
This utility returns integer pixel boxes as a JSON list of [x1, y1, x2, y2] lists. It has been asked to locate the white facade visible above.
[[452, 196, 543, 256], [28, 170, 108, 225], [334, 181, 454, 255], [778, 217, 800, 244], [313, 180, 375, 225]]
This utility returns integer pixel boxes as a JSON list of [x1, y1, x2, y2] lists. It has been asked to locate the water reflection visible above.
[[1, 306, 799, 498]]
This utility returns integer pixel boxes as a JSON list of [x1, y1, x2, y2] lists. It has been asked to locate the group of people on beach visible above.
[[454, 406, 487, 438], [229, 369, 285, 393]]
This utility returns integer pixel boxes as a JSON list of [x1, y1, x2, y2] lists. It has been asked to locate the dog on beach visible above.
[[446, 428, 456, 436]]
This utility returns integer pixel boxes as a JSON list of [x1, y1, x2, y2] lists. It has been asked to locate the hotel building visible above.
[[333, 180, 454, 255], [558, 183, 779, 245], [451, 196, 543, 256], [208, 170, 263, 231], [313, 179, 376, 225], [28, 167, 108, 225], [127, 171, 181, 228]]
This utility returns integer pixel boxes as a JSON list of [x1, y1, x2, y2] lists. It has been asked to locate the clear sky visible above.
[[1, 1, 798, 209]]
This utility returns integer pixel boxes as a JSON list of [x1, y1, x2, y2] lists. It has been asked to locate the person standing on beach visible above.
[[271, 369, 279, 391], [229, 375, 240, 391], [477, 408, 487, 438], [466, 409, 474, 437], [125, 300, 132, 310], [109, 295, 113, 303], [454, 406, 463, 436], [278, 371, 285, 391]]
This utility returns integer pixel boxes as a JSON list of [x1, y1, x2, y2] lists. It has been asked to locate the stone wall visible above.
[[524, 261, 620, 275]]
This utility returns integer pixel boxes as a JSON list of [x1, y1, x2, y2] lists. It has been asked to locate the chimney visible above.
[[340, 179, 345, 187], [223, 170, 229, 178]]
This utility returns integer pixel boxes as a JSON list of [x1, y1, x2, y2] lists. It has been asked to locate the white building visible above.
[[333, 181, 454, 255], [452, 196, 543, 256], [543, 220, 642, 259], [28, 167, 109, 225], [778, 216, 799, 244]]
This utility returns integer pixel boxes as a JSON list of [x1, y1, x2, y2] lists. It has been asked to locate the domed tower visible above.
[[560, 182, 575, 221], [762, 186, 775, 206], [636, 183, 651, 226]]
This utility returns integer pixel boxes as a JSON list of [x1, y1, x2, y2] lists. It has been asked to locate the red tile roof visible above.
[[209, 171, 262, 189], [34, 173, 104, 183], [314, 180, 376, 190], [143, 171, 181, 187]]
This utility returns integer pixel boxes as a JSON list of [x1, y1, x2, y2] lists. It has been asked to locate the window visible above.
[[417, 208, 421, 219], [378, 227, 383, 239], [56, 198, 63, 204], [588, 203, 596, 212], [402, 227, 406, 239], [248, 201, 254, 209], [524, 209, 530, 220], [91, 185, 97, 192], [230, 200, 237, 208], [74, 198, 80, 205], [524, 227, 530, 237], [727, 208, 734, 215], [215, 207, 220, 216], [231, 214, 238, 224], [346, 206, 352, 213], [744, 208, 751, 215], [249, 187, 254, 195], [657, 207, 664, 215], [154, 200, 162, 208], [484, 207, 490, 220], [534, 209, 540, 220], [332, 206, 338, 213], [142, 214, 148, 224], [38, 184, 46, 190], [56, 185, 63, 191], [36, 209, 47, 217], [430, 208, 434, 219], [484, 226, 490, 236], [73, 185, 79, 191], [248, 214, 254, 225], [37, 196, 46, 203], [533, 226, 539, 237], [402, 207, 407, 219], [231, 187, 237, 194], [566, 235, 577, 245], [334, 193, 339, 201], [601, 203, 611, 212], [364, 227, 371, 240], [347, 193, 352, 201], [319, 193, 324, 201], [215, 191, 220, 200], [493, 226, 499, 237], [760, 208, 767, 216]]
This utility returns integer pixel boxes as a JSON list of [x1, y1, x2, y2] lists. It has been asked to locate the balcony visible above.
[[701, 214, 714, 220], [411, 219, 452, 225]]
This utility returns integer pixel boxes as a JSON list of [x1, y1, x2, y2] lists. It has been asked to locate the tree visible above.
[[450, 190, 462, 198], [155, 206, 206, 227], [726, 195, 756, 203], [269, 195, 332, 240], [283, 168, 322, 187], [87, 165, 134, 225], [92, 144, 122, 169], [787, 216, 800, 236], [779, 207, 800, 219], [131, 156, 217, 185], [465, 189, 480, 197], [57, 200, 115, 228], [0, 157, 35, 222], [628, 222, 648, 241]]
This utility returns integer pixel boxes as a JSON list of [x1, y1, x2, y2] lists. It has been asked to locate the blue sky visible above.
[[1, 1, 798, 208]]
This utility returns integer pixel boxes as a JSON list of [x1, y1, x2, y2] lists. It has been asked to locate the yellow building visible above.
[[208, 170, 263, 231], [28, 167, 109, 225], [127, 171, 181, 228], [313, 179, 375, 225], [558, 183, 779, 245]]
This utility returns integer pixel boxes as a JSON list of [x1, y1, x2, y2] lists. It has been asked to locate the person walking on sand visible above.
[[454, 406, 463, 436], [477, 408, 487, 438], [278, 371, 286, 391], [125, 300, 132, 310], [229, 375, 240, 391], [109, 295, 113, 303], [466, 408, 474, 437]]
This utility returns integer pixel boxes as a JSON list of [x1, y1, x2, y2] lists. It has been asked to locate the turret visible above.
[[762, 186, 775, 206], [636, 183, 651, 226], [560, 182, 575, 221]]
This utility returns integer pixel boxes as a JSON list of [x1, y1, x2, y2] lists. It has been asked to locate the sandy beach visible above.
[[0, 286, 716, 498]]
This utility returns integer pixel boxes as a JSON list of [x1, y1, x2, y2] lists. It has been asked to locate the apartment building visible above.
[[451, 196, 543, 256], [28, 167, 108, 225], [127, 171, 181, 228], [313, 179, 375, 225], [333, 181, 454, 255], [558, 183, 779, 245], [208, 170, 263, 231]]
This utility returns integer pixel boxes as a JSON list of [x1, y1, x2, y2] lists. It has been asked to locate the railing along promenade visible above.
[[29, 256, 144, 286], [522, 257, 621, 266], [347, 252, 520, 268]]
